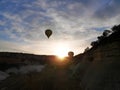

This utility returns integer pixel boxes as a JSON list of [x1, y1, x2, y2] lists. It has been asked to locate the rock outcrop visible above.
[[74, 26, 120, 90]]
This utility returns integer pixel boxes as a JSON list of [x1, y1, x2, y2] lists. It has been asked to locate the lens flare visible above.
[[53, 43, 70, 60]]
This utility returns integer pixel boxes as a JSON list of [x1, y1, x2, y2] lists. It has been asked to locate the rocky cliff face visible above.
[[81, 41, 120, 90], [74, 28, 120, 90], [92, 41, 120, 62]]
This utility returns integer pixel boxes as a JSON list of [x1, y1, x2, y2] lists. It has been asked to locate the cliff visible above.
[[73, 26, 120, 90]]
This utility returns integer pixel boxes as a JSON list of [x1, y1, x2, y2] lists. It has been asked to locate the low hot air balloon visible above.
[[45, 29, 52, 38]]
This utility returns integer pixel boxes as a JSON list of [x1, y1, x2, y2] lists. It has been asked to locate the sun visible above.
[[54, 43, 70, 60]]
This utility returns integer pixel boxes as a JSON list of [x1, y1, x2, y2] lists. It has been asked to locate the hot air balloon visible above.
[[45, 29, 52, 38]]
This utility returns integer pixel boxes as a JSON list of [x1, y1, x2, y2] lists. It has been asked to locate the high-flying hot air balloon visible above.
[[45, 29, 52, 38]]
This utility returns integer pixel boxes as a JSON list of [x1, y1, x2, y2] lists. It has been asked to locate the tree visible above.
[[84, 47, 89, 52], [97, 36, 105, 41], [68, 51, 74, 58], [97, 30, 111, 42], [91, 41, 98, 47], [103, 30, 111, 37], [111, 24, 120, 32]]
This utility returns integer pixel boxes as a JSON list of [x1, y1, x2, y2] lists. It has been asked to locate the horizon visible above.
[[0, 0, 120, 56]]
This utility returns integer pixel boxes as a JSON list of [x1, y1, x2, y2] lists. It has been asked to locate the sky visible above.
[[0, 0, 120, 56]]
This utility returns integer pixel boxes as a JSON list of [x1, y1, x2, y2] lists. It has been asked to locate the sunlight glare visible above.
[[54, 43, 70, 60]]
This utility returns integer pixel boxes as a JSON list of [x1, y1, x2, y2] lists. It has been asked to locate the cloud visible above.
[[0, 40, 27, 52], [0, 20, 6, 26], [93, 0, 120, 20], [0, 0, 120, 55], [0, 0, 106, 41]]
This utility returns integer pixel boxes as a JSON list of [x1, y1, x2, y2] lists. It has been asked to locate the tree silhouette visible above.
[[103, 30, 111, 37], [91, 41, 98, 47], [84, 47, 89, 52], [68, 51, 74, 58], [97, 30, 111, 42], [90, 24, 120, 48], [97, 36, 105, 41], [111, 24, 120, 32]]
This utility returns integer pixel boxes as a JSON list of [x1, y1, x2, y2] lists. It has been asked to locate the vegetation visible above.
[[68, 51, 74, 58], [91, 24, 120, 48]]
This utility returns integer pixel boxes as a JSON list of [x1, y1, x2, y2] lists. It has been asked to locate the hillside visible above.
[[73, 24, 120, 90], [0, 52, 58, 65]]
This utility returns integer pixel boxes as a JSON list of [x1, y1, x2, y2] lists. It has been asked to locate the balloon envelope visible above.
[[45, 29, 52, 38]]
